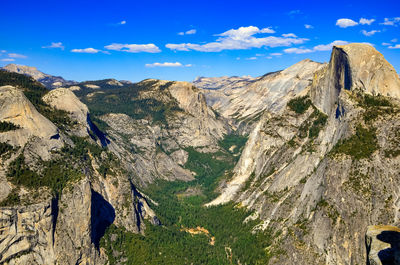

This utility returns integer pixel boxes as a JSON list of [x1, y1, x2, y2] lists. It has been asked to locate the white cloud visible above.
[[270, 52, 282, 56], [336, 18, 358, 28], [389, 44, 400, 49], [120, 20, 126, 25], [42, 42, 64, 50], [8, 53, 27, 58], [381, 17, 400, 26], [104, 43, 161, 53], [313, 40, 349, 51], [1, 50, 7, 53], [359, 18, 375, 25], [382, 42, 391, 46], [246, 57, 257, 60], [304, 24, 313, 29], [71, 48, 100, 53], [185, 29, 196, 35], [166, 26, 307, 52], [361, 30, 380, 36], [392, 38, 398, 42], [178, 29, 197, 35], [266, 56, 273, 59], [284, 47, 313, 54], [1, 58, 15, 62], [282, 33, 297, 38], [145, 62, 191, 67]]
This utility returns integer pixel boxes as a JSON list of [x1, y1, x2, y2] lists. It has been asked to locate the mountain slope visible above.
[[208, 43, 400, 264], [195, 59, 325, 133], [0, 71, 157, 264]]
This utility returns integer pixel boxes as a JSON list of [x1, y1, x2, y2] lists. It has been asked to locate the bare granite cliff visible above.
[[0, 80, 157, 264], [208, 43, 400, 264]]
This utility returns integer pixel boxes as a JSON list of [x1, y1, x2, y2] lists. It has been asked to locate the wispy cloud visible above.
[[119, 20, 126, 25], [1, 58, 15, 62], [8, 53, 27, 58], [145, 62, 191, 67], [42, 42, 64, 50], [166, 26, 306, 52], [304, 24, 313, 29], [246, 57, 257, 60], [270, 52, 282, 56], [392, 38, 398, 42], [382, 42, 391, 46], [178, 29, 197, 35], [361, 30, 380, 36], [282, 33, 297, 38], [336, 18, 358, 28], [288, 10, 301, 16], [380, 17, 400, 26], [388, 44, 400, 49], [283, 47, 313, 54], [283, 40, 349, 54], [71, 48, 101, 53], [359, 18, 375, 25], [104, 43, 161, 53]]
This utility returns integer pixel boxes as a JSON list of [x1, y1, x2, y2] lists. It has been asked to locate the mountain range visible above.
[[1, 43, 399, 264]]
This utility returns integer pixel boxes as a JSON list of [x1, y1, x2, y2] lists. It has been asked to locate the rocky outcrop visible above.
[[0, 202, 55, 264], [2, 64, 77, 89], [0, 85, 63, 160], [311, 43, 400, 114], [43, 87, 90, 137], [366, 225, 400, 265]]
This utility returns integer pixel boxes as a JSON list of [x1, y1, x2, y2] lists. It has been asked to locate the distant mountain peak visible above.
[[2, 63, 77, 89]]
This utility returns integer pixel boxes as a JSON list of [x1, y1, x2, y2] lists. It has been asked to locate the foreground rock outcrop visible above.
[[366, 225, 400, 265]]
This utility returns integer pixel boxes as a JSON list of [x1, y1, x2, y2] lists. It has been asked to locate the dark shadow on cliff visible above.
[[87, 113, 110, 147], [91, 190, 115, 249], [377, 230, 400, 265]]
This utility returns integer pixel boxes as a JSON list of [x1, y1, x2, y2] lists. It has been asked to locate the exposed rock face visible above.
[[2, 64, 77, 89], [209, 44, 400, 264], [0, 202, 55, 264], [94, 80, 229, 186], [311, 43, 400, 114], [0, 85, 63, 159], [0, 81, 158, 264], [196, 60, 324, 132], [366, 225, 400, 265], [43, 87, 90, 137]]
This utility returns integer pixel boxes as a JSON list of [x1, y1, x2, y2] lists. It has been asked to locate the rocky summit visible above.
[[1, 43, 400, 265]]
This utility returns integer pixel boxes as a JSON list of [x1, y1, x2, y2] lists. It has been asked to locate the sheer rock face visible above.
[[196, 60, 324, 132], [0, 202, 55, 264], [311, 43, 400, 114], [209, 44, 400, 264], [2, 64, 77, 89], [0, 85, 63, 160]]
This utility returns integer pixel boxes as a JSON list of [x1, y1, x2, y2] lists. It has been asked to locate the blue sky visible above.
[[0, 0, 399, 82]]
